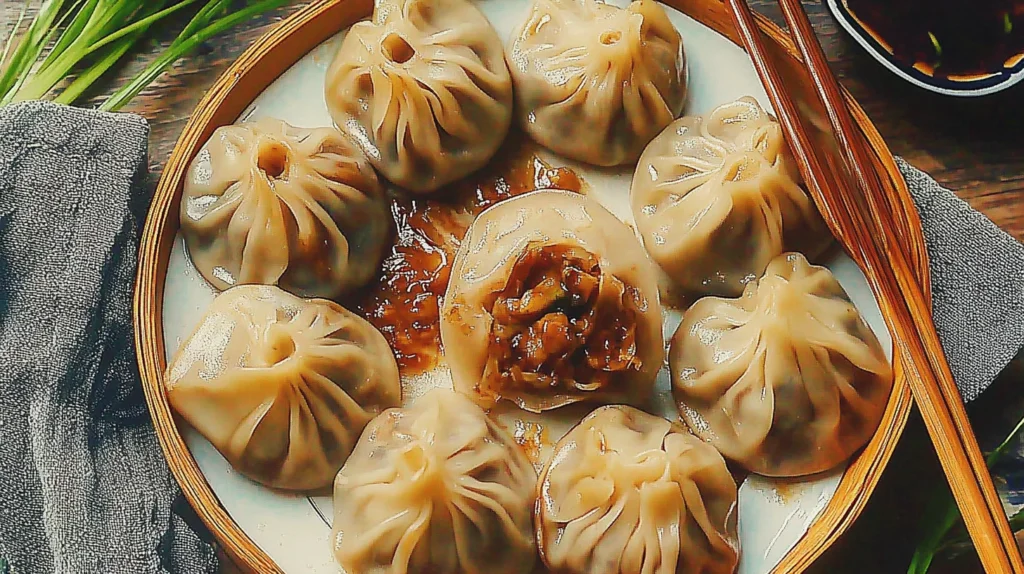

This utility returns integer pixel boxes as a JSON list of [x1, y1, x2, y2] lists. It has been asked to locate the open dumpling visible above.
[[165, 285, 400, 491], [325, 0, 512, 193], [331, 389, 537, 574], [631, 97, 830, 297], [441, 190, 664, 412], [506, 0, 687, 166], [670, 253, 892, 477], [181, 118, 389, 299], [537, 405, 739, 574]]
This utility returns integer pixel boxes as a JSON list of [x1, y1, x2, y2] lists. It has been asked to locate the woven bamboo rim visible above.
[[134, 0, 926, 571]]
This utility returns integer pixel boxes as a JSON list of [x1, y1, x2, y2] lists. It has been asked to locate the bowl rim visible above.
[[827, 0, 1024, 97], [135, 0, 922, 572]]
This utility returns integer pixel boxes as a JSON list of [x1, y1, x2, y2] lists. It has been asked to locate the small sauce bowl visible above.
[[827, 0, 1024, 96]]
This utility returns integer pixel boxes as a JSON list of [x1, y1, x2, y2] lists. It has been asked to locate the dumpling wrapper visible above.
[[331, 389, 537, 574], [165, 285, 400, 491], [671, 253, 893, 477], [182, 118, 389, 299], [506, 0, 687, 166], [441, 190, 664, 413], [537, 405, 739, 574], [631, 96, 831, 297], [325, 0, 512, 193]]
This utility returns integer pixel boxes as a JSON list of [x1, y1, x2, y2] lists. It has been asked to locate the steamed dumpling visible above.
[[506, 0, 687, 166], [441, 190, 664, 412], [537, 405, 739, 574], [325, 0, 512, 193], [631, 97, 830, 297], [165, 285, 400, 491], [332, 389, 537, 574], [671, 253, 892, 477], [182, 118, 389, 299]]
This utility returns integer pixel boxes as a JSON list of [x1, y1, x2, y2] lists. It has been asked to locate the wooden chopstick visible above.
[[769, 5, 1024, 571], [724, 0, 1024, 571], [771, 3, 1024, 571]]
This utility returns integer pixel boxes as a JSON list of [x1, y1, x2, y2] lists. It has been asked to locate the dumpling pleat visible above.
[[508, 0, 686, 165], [538, 406, 739, 574], [165, 286, 400, 491], [632, 97, 830, 296], [326, 0, 512, 192], [181, 119, 387, 297], [671, 253, 893, 476], [332, 390, 536, 574]]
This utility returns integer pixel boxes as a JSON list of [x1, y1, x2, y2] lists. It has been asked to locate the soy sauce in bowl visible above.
[[835, 0, 1024, 94]]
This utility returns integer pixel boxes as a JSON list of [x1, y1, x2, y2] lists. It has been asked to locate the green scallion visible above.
[[907, 414, 1024, 573], [0, 0, 291, 112], [927, 31, 943, 58]]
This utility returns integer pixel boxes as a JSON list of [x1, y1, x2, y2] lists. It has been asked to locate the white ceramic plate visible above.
[[161, 1, 894, 572]]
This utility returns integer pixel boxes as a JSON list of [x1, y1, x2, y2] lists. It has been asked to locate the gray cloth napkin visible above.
[[0, 100, 1020, 573], [898, 157, 1024, 403], [0, 101, 217, 573]]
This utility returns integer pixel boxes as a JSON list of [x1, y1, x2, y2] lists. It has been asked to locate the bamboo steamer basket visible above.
[[135, 0, 930, 571]]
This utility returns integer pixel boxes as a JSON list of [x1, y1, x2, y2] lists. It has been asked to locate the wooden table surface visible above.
[[7, 0, 1022, 573]]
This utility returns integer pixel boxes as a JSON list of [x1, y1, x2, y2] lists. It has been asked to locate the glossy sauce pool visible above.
[[344, 135, 585, 376]]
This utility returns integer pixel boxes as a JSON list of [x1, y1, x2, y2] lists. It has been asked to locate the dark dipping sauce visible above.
[[347, 135, 585, 376], [847, 0, 1024, 78]]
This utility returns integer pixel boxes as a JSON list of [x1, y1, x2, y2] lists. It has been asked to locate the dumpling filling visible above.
[[441, 190, 664, 412], [482, 243, 642, 397]]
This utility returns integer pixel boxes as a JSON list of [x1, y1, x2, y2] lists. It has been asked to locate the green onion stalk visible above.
[[0, 0, 292, 112], [908, 415, 1024, 574]]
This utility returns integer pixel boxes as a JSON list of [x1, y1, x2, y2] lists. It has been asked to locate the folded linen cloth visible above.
[[0, 100, 1021, 573], [0, 101, 217, 573], [898, 157, 1024, 403]]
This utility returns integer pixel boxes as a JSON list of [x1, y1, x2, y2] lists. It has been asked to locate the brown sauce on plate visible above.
[[347, 135, 585, 376], [511, 419, 549, 467]]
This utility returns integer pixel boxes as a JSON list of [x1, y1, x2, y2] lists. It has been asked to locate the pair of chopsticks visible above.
[[724, 0, 1024, 571]]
